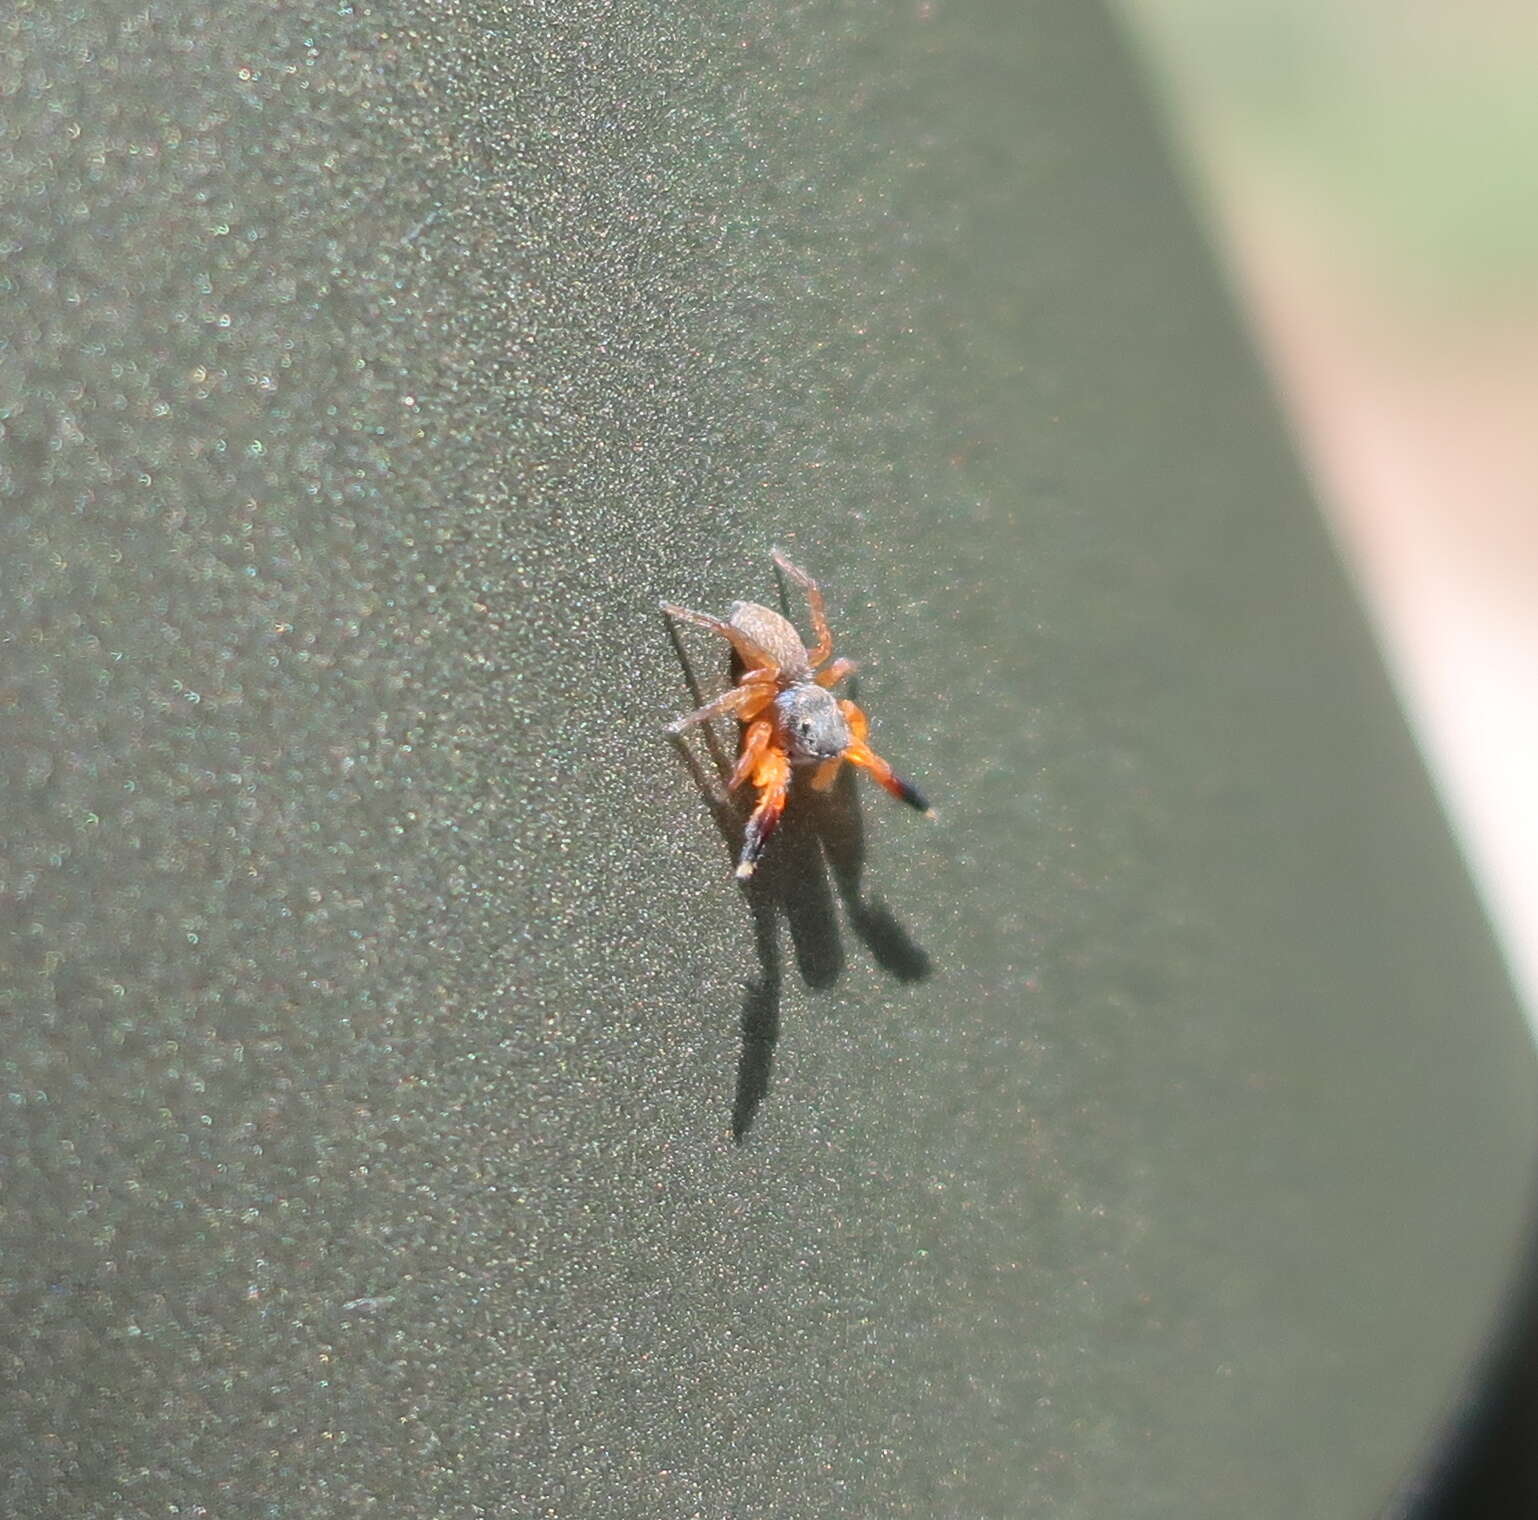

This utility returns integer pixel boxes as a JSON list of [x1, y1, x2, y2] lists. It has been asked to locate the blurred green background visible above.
[[1123, 1, 1538, 308], [1122, 0, 1538, 1022]]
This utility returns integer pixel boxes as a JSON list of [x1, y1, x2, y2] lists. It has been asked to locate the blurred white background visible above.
[[1120, 0, 1538, 1023]]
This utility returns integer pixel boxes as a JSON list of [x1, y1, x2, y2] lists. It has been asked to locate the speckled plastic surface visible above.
[[3, 2, 1535, 1515]]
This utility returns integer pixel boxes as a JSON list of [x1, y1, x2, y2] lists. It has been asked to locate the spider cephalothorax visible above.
[[662, 551, 933, 879]]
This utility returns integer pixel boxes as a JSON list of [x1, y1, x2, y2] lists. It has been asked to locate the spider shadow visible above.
[[663, 618, 932, 1143]]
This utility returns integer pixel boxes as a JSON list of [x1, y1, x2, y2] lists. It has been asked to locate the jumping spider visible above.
[[662, 551, 933, 880]]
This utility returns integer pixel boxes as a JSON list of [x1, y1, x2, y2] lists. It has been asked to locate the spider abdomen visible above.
[[728, 600, 813, 681]]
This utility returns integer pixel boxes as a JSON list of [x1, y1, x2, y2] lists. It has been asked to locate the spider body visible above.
[[662, 552, 933, 880], [773, 682, 852, 763]]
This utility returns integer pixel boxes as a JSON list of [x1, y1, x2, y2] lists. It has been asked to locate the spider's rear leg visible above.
[[771, 550, 834, 668], [660, 602, 776, 673], [736, 748, 791, 880]]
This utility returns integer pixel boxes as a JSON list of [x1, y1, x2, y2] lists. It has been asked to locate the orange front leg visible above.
[[838, 700, 933, 816], [736, 746, 791, 880]]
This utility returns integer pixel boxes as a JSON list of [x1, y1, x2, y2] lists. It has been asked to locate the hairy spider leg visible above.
[[736, 745, 791, 879], [659, 602, 777, 672], [664, 672, 775, 735], [771, 551, 834, 668], [729, 717, 774, 790], [815, 657, 858, 689], [838, 699, 934, 816]]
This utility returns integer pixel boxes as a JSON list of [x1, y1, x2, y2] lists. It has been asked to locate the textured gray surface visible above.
[[3, 1, 1536, 1515]]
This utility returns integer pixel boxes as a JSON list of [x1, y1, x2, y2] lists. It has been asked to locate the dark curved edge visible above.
[[1402, 1185, 1538, 1517]]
